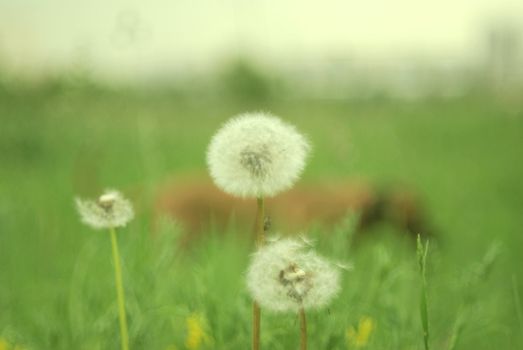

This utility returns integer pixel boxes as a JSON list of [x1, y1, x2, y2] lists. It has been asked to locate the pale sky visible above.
[[0, 0, 522, 81]]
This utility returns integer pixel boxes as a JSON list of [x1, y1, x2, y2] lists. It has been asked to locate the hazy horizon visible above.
[[1, 0, 522, 82]]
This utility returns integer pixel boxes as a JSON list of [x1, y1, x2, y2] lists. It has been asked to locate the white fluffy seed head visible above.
[[75, 190, 134, 230], [246, 237, 341, 313], [206, 112, 310, 198]]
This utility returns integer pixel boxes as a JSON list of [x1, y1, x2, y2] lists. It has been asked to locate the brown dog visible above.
[[154, 173, 433, 244]]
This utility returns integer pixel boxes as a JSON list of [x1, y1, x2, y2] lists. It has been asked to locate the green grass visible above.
[[0, 86, 522, 349]]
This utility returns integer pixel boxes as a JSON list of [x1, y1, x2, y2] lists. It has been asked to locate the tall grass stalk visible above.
[[512, 275, 523, 342], [110, 227, 130, 350], [252, 196, 265, 350], [447, 242, 501, 350], [417, 235, 430, 350], [446, 309, 465, 350]]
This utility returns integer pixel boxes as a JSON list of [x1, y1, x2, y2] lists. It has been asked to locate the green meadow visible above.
[[1, 82, 522, 349]]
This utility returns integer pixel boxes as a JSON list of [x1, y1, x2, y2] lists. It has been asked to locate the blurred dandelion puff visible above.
[[246, 237, 341, 312], [75, 190, 134, 230], [206, 112, 310, 198]]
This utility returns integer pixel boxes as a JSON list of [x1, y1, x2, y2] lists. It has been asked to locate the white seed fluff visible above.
[[246, 238, 341, 313], [75, 190, 134, 230], [206, 113, 310, 198]]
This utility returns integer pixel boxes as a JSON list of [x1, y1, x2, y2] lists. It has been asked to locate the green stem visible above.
[[299, 307, 307, 350], [252, 301, 261, 350], [252, 196, 265, 350], [110, 228, 130, 350]]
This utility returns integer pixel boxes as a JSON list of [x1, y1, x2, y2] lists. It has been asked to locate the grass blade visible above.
[[417, 234, 430, 350]]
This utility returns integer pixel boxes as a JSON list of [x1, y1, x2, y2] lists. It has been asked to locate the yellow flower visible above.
[[184, 313, 210, 350], [346, 316, 375, 348], [0, 338, 9, 350]]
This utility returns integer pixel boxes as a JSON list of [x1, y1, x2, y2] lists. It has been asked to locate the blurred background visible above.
[[1, 1, 523, 349]]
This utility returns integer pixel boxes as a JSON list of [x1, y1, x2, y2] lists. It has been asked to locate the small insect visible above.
[[264, 215, 272, 232]]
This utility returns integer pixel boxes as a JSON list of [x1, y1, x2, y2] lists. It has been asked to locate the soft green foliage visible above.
[[1, 87, 522, 349], [512, 276, 523, 344], [446, 242, 501, 350]]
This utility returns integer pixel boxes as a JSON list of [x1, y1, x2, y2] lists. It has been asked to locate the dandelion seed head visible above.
[[75, 190, 134, 230], [207, 113, 310, 198], [246, 237, 341, 312]]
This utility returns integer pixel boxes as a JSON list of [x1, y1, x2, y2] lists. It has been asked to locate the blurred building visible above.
[[484, 21, 523, 91]]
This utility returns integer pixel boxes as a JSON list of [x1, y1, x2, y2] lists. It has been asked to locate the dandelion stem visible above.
[[416, 234, 430, 350], [299, 307, 307, 350], [252, 302, 261, 350], [255, 196, 265, 246], [252, 196, 265, 350], [110, 227, 130, 350]]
